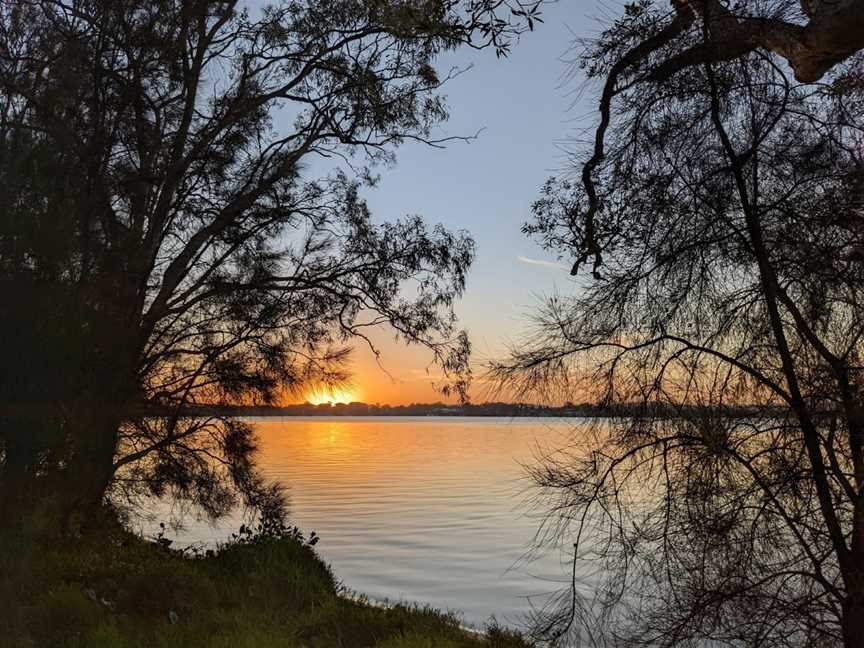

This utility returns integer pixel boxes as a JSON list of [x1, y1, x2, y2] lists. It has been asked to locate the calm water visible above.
[[141, 416, 586, 629]]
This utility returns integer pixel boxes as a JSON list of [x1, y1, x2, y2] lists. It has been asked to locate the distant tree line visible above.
[[177, 400, 776, 419]]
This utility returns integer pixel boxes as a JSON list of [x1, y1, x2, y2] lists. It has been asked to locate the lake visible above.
[[139, 416, 587, 631]]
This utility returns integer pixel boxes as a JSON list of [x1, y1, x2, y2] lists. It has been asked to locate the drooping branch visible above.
[[575, 0, 864, 277], [573, 1, 697, 276]]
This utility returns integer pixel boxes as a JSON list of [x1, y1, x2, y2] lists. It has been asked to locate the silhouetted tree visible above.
[[569, 0, 864, 278], [0, 0, 541, 525], [492, 4, 864, 647], [627, 0, 864, 85]]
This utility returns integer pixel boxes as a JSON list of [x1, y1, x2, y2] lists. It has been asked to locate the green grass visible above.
[[0, 516, 533, 648]]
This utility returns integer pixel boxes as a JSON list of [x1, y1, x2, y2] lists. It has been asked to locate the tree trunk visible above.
[[844, 498, 864, 648], [0, 432, 37, 525], [842, 584, 864, 648], [61, 295, 139, 519], [64, 408, 122, 514], [1, 409, 122, 534]]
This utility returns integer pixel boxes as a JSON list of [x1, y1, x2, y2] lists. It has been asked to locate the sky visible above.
[[295, 3, 602, 405]]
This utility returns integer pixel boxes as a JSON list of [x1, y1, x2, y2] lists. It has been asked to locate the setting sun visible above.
[[304, 387, 360, 406]]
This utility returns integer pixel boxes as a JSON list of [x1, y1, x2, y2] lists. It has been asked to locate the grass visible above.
[[0, 513, 534, 648]]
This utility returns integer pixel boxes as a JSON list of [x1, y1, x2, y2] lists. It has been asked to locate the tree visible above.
[[0, 0, 541, 525], [629, 0, 864, 85], [568, 0, 864, 279], [491, 3, 864, 647]]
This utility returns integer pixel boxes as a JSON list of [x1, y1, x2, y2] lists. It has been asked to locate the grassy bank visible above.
[[0, 517, 533, 648]]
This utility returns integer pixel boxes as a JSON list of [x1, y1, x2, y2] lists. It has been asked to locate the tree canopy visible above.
[[0, 0, 540, 524], [566, 0, 864, 278], [493, 2, 864, 646]]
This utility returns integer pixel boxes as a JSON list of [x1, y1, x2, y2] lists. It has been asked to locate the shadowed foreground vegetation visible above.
[[0, 515, 531, 648]]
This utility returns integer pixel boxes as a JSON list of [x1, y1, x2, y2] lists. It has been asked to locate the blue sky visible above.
[[264, 2, 604, 403], [345, 3, 605, 403]]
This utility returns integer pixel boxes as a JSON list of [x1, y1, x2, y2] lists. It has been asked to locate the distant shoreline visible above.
[[180, 403, 597, 418], [165, 402, 771, 419]]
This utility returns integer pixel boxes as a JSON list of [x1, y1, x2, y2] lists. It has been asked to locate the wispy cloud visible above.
[[517, 255, 567, 270]]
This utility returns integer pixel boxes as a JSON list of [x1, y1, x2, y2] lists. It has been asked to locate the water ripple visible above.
[[143, 416, 589, 630]]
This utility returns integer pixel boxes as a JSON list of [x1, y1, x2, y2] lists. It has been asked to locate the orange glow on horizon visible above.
[[304, 387, 360, 406]]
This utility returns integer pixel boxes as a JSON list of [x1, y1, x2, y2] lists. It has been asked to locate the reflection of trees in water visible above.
[[492, 3, 864, 645], [522, 414, 846, 647]]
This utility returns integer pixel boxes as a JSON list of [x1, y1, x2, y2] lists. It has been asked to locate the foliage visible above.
[[0, 0, 542, 522], [493, 6, 864, 647]]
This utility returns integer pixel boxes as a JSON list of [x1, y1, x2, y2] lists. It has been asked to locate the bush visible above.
[[1, 515, 534, 647]]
